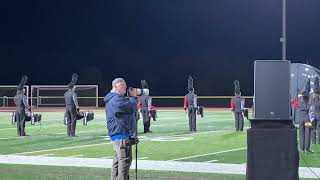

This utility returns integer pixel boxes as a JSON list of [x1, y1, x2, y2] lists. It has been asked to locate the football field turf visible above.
[[0, 109, 319, 179]]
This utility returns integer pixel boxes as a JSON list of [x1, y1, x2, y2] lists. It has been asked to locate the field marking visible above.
[[11, 130, 230, 156], [0, 136, 28, 140], [0, 125, 230, 141], [151, 137, 193, 142], [36, 154, 54, 157], [14, 142, 110, 155], [204, 160, 218, 163], [167, 147, 247, 161], [68, 155, 84, 158], [137, 157, 149, 160], [153, 119, 233, 128]]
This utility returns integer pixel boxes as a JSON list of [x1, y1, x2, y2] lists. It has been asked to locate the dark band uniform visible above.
[[64, 73, 80, 137], [298, 94, 312, 152], [14, 75, 30, 136], [231, 96, 245, 131], [310, 85, 320, 144], [14, 92, 30, 136], [231, 80, 245, 131], [139, 95, 152, 133], [184, 91, 197, 131]]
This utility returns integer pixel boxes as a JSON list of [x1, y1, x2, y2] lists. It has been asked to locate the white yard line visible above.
[[168, 147, 247, 161], [153, 119, 230, 127], [0, 136, 28, 140], [204, 160, 218, 163], [137, 157, 149, 160], [10, 129, 233, 156], [68, 155, 84, 158], [36, 154, 54, 157], [0, 155, 318, 179]]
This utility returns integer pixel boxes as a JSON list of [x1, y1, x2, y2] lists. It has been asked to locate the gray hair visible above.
[[112, 78, 125, 86]]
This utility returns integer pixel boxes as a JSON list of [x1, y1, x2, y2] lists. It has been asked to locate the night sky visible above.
[[1, 0, 320, 96]]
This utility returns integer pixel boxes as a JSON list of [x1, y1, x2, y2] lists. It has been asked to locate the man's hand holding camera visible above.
[[127, 87, 138, 97], [127, 87, 149, 97]]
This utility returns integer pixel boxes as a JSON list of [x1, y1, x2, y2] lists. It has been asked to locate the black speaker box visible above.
[[246, 127, 299, 180], [253, 60, 291, 120]]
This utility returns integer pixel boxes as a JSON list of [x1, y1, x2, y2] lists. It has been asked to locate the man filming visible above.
[[104, 78, 138, 180]]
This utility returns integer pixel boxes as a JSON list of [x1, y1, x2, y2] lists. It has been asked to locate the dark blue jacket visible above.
[[104, 91, 138, 137]]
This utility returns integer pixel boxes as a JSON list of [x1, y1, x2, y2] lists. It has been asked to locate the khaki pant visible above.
[[111, 138, 132, 180]]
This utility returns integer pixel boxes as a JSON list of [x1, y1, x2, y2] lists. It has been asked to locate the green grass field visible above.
[[0, 109, 319, 179]]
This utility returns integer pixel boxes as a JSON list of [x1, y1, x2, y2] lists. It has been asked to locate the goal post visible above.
[[0, 85, 29, 107], [31, 85, 98, 108]]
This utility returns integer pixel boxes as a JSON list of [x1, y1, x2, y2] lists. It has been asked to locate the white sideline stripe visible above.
[[168, 147, 247, 161], [0, 136, 28, 140], [0, 155, 318, 178], [204, 160, 218, 163], [137, 157, 148, 160], [36, 154, 54, 157], [68, 155, 84, 158], [14, 142, 111, 155], [12, 130, 230, 156]]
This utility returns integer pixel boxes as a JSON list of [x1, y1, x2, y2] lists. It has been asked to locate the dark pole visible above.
[[281, 0, 287, 61], [135, 141, 138, 180]]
